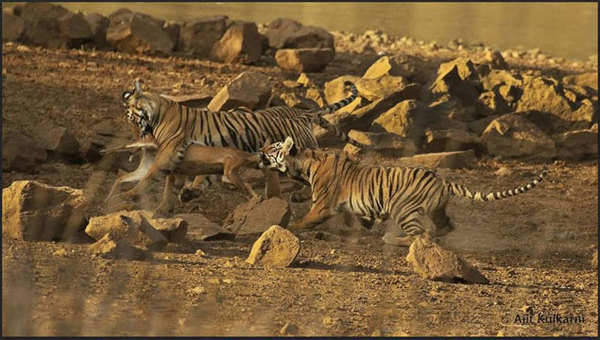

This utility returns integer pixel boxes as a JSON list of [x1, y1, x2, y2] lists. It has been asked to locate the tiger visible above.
[[258, 136, 547, 246], [108, 78, 361, 206]]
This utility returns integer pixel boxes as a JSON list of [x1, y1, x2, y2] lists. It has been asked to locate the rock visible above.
[[34, 126, 81, 162], [305, 88, 325, 107], [150, 216, 188, 243], [370, 100, 430, 140], [429, 94, 480, 122], [406, 235, 489, 284], [347, 130, 418, 157], [2, 11, 26, 41], [484, 49, 508, 69], [280, 92, 319, 110], [163, 21, 181, 51], [553, 126, 598, 160], [85, 210, 168, 251], [52, 248, 68, 257], [179, 15, 228, 57], [2, 180, 87, 241], [161, 93, 213, 108], [89, 232, 149, 260], [326, 84, 423, 132], [478, 90, 511, 115], [174, 213, 234, 241], [208, 71, 271, 111], [2, 130, 47, 172], [515, 77, 576, 131], [468, 114, 502, 136], [246, 225, 300, 267], [297, 73, 315, 87], [275, 48, 334, 73], [355, 75, 407, 102], [211, 22, 263, 64], [437, 57, 479, 82], [423, 129, 482, 154], [563, 72, 598, 92], [22, 16, 63, 49], [428, 58, 480, 105], [481, 113, 556, 159], [57, 12, 94, 48], [363, 55, 429, 82], [19, 3, 69, 22], [84, 12, 110, 48], [223, 197, 291, 234], [480, 70, 523, 92], [592, 250, 598, 269], [264, 18, 334, 50], [397, 150, 477, 169], [569, 99, 598, 130], [495, 166, 513, 176], [106, 10, 174, 54]]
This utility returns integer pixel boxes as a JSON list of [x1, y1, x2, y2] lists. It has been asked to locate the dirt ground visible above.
[[2, 42, 598, 336]]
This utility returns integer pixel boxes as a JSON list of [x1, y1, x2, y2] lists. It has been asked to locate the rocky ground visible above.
[[2, 3, 599, 337]]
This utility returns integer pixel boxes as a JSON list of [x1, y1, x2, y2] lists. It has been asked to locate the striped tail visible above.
[[312, 81, 365, 147], [319, 81, 359, 114], [448, 170, 547, 202]]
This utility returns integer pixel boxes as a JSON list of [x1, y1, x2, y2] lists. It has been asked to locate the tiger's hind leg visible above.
[[155, 174, 186, 216], [382, 210, 437, 247]]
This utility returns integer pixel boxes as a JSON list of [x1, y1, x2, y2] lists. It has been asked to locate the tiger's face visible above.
[[121, 80, 160, 137], [259, 136, 295, 173]]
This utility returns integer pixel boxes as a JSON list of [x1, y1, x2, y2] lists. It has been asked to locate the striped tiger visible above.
[[258, 137, 548, 246], [111, 78, 360, 202]]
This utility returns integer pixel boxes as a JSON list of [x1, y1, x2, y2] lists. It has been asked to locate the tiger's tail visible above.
[[312, 81, 365, 148], [447, 170, 547, 202]]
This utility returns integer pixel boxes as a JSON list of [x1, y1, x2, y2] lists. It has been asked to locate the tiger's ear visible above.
[[282, 136, 294, 155], [134, 78, 144, 95]]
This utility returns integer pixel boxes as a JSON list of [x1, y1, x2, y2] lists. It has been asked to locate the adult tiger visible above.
[[111, 78, 360, 201], [258, 137, 547, 246]]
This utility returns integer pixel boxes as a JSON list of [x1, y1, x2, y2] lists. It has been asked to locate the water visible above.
[[11, 2, 600, 61]]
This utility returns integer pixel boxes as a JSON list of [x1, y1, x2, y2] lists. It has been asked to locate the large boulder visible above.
[[106, 9, 174, 54], [515, 77, 578, 131], [179, 15, 228, 57], [406, 235, 489, 284], [345, 130, 418, 158], [362, 55, 430, 83], [174, 213, 234, 241], [427, 57, 480, 105], [246, 225, 300, 267], [397, 150, 477, 169], [2, 181, 87, 241], [2, 11, 26, 41], [275, 48, 334, 73], [264, 18, 334, 50], [57, 12, 94, 48], [211, 21, 263, 64], [553, 124, 598, 160], [481, 113, 556, 159], [2, 130, 47, 172], [34, 126, 82, 162], [85, 210, 168, 251], [223, 197, 291, 234], [84, 12, 110, 48], [208, 71, 271, 111], [325, 84, 423, 132], [422, 129, 482, 154], [355, 75, 408, 102], [562, 72, 598, 92], [18, 3, 69, 23], [480, 69, 523, 93]]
